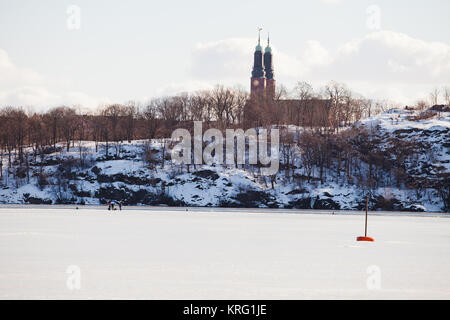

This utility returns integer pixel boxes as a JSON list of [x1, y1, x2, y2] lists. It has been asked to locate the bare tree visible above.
[[443, 86, 450, 106], [142, 101, 159, 140], [293, 81, 313, 126], [230, 85, 248, 125], [322, 81, 350, 132], [123, 102, 137, 143], [210, 85, 235, 129], [60, 106, 78, 151], [416, 99, 429, 111], [429, 87, 440, 106], [101, 104, 127, 156]]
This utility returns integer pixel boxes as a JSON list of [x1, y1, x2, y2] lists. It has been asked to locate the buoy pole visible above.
[[357, 195, 374, 242], [365, 196, 368, 237]]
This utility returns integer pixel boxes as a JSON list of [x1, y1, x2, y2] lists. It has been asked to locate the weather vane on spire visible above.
[[258, 27, 262, 45]]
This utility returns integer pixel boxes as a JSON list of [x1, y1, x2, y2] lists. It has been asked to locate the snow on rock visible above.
[[0, 109, 448, 212]]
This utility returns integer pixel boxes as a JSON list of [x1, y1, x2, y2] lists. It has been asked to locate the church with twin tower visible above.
[[250, 30, 275, 100], [245, 29, 331, 128]]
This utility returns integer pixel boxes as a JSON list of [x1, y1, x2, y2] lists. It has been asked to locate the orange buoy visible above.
[[357, 236, 374, 242]]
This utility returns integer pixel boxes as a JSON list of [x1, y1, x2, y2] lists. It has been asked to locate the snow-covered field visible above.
[[0, 206, 449, 299]]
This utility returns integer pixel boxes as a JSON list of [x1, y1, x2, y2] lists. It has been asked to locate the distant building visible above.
[[244, 32, 331, 128], [250, 31, 275, 100]]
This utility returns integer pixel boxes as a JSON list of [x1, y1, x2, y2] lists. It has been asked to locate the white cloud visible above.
[[190, 38, 255, 82], [300, 40, 332, 67], [189, 38, 330, 84], [0, 48, 105, 110], [0, 87, 59, 107], [0, 49, 13, 68], [0, 49, 43, 89], [329, 31, 450, 83], [154, 81, 214, 97], [188, 31, 450, 104], [2, 29, 450, 108]]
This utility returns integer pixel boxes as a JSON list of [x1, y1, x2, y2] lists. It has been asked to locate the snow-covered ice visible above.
[[0, 206, 449, 299]]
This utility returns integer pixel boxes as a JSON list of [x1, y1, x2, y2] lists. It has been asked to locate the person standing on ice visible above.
[[119, 200, 122, 211], [107, 201, 110, 210]]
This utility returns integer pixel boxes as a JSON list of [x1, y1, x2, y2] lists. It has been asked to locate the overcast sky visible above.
[[1, 0, 449, 110]]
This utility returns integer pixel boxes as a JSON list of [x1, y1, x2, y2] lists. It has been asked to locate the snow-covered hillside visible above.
[[0, 108, 448, 212], [356, 109, 449, 211]]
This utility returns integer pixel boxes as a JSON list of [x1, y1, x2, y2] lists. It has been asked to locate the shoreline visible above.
[[0, 204, 447, 218]]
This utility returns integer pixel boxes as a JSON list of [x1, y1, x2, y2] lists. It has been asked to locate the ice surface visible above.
[[0, 206, 449, 299]]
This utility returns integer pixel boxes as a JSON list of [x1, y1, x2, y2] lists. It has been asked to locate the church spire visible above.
[[255, 27, 262, 52], [265, 32, 271, 51], [264, 33, 274, 80], [264, 32, 275, 99], [251, 27, 265, 97], [251, 28, 264, 78]]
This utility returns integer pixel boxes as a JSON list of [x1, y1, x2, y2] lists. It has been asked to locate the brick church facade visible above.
[[244, 32, 331, 129]]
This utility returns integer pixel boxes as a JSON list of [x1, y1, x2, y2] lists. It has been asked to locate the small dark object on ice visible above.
[[107, 200, 117, 211]]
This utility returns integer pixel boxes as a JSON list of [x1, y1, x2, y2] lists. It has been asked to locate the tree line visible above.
[[1, 81, 446, 163], [0, 81, 374, 162]]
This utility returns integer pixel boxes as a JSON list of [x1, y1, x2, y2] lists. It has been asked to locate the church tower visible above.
[[264, 34, 275, 100], [250, 29, 265, 98]]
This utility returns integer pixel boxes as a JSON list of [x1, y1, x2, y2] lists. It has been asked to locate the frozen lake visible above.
[[0, 205, 449, 299]]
